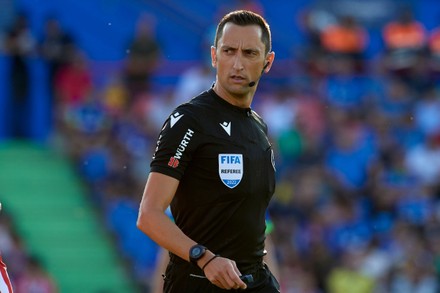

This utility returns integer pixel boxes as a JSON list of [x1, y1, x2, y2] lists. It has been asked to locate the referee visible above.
[[137, 10, 279, 292]]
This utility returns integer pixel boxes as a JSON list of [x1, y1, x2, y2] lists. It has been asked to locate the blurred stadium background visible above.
[[1, 0, 440, 292]]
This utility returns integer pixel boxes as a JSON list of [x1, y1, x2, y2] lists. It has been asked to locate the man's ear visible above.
[[264, 51, 275, 73], [211, 46, 217, 68]]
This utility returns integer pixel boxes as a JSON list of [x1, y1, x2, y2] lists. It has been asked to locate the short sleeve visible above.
[[150, 105, 201, 180]]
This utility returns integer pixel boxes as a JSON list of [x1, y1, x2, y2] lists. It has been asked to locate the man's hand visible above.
[[199, 253, 247, 290]]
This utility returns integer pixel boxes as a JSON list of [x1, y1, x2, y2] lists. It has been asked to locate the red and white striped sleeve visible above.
[[0, 255, 13, 293]]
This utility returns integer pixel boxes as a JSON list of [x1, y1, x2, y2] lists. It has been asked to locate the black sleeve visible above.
[[150, 105, 201, 180]]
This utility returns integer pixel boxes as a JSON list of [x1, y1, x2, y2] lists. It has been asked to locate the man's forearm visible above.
[[137, 208, 196, 262]]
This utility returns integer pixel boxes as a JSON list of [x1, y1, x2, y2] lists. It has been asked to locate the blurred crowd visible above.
[[1, 1, 440, 293], [265, 5, 440, 293]]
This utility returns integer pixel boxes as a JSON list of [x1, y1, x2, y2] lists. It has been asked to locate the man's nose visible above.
[[232, 54, 244, 70]]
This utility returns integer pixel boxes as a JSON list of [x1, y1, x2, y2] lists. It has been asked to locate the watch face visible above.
[[190, 245, 206, 261], [192, 247, 203, 257]]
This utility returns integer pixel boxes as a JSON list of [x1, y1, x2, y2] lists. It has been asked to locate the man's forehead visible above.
[[219, 23, 264, 48]]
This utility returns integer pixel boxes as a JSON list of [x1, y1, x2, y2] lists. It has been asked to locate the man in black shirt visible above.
[[137, 10, 278, 292]]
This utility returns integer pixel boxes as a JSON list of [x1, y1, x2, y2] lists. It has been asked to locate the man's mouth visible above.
[[230, 75, 246, 83]]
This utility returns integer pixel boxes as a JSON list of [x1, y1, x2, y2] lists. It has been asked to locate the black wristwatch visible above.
[[189, 244, 206, 265]]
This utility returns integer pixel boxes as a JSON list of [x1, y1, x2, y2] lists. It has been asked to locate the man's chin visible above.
[[227, 84, 250, 94]]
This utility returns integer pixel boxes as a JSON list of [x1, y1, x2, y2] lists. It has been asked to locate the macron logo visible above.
[[170, 112, 184, 128], [220, 122, 231, 136]]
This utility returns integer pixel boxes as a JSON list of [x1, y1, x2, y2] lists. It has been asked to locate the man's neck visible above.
[[212, 83, 253, 109]]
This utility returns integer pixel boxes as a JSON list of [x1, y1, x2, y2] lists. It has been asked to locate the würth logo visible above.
[[168, 157, 179, 168], [168, 128, 194, 168]]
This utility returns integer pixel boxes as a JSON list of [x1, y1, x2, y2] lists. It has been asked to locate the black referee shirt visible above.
[[150, 89, 276, 268]]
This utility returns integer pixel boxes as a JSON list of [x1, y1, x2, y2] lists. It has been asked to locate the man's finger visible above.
[[226, 268, 247, 289]]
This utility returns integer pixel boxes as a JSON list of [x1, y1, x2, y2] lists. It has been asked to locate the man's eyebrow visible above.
[[243, 48, 261, 52], [220, 45, 236, 49], [222, 45, 260, 50]]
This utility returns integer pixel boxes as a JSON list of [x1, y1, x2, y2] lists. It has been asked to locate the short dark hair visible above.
[[214, 10, 272, 55]]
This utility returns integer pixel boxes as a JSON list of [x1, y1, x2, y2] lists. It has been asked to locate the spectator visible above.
[[405, 132, 440, 186], [321, 59, 369, 109], [38, 16, 75, 134], [320, 15, 368, 71], [381, 8, 428, 76], [297, 8, 337, 77], [428, 24, 440, 75], [413, 87, 440, 137], [257, 86, 297, 139], [391, 112, 425, 151], [123, 13, 161, 98], [387, 224, 438, 293], [39, 16, 75, 100], [172, 59, 215, 105], [3, 12, 36, 138], [100, 76, 130, 119], [357, 240, 393, 291], [325, 117, 376, 191], [326, 250, 375, 293], [53, 48, 93, 123]]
